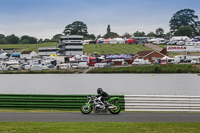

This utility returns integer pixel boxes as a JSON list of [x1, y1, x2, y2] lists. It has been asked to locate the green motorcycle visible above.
[[80, 95, 121, 114]]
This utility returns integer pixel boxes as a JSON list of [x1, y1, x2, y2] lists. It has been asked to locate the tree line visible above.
[[0, 8, 199, 44]]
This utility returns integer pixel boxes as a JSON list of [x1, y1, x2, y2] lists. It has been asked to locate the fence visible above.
[[0, 94, 125, 111], [125, 95, 200, 112], [1, 94, 200, 112]]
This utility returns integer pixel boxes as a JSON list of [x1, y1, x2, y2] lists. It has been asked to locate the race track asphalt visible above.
[[0, 112, 200, 122]]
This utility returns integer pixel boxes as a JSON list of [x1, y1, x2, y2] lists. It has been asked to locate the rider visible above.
[[96, 88, 110, 109]]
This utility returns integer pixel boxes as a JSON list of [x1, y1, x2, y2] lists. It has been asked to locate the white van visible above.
[[132, 59, 151, 65]]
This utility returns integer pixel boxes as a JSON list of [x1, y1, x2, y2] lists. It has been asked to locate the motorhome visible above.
[[191, 56, 200, 64], [153, 38, 165, 44], [194, 42, 200, 46], [160, 56, 175, 65], [0, 52, 9, 59], [4, 60, 20, 70]]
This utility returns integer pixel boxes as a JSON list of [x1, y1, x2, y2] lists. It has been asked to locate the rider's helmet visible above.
[[97, 88, 103, 94]]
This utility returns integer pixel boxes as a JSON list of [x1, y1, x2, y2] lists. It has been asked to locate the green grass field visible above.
[[0, 43, 151, 55], [0, 122, 200, 133], [83, 43, 151, 55], [0, 42, 57, 52]]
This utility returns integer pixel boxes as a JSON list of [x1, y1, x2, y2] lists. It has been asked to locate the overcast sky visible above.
[[0, 0, 200, 39]]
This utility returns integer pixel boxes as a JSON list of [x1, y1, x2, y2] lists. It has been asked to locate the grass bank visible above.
[[84, 43, 151, 55], [0, 42, 57, 52], [0, 69, 78, 74], [0, 43, 151, 54], [88, 64, 200, 73], [0, 122, 199, 133]]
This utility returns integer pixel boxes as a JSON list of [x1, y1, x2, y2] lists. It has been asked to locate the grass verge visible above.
[[0, 69, 78, 74], [88, 64, 200, 73], [0, 122, 200, 133]]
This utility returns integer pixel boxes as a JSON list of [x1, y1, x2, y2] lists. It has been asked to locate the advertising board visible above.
[[167, 46, 200, 52]]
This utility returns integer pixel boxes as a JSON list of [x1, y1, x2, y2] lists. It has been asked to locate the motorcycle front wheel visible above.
[[109, 103, 121, 114], [80, 104, 92, 114]]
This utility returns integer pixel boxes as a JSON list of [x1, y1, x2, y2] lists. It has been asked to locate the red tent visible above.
[[126, 39, 136, 44]]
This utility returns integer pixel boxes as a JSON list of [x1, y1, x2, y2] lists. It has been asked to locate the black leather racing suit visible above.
[[96, 91, 110, 103]]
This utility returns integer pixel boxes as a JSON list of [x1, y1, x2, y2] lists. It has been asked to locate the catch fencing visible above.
[[0, 94, 125, 111], [125, 95, 200, 112]]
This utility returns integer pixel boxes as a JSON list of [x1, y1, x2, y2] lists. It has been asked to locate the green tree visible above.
[[123, 32, 130, 36], [96, 34, 101, 39], [20, 39, 30, 44], [174, 26, 193, 37], [51, 34, 62, 42], [63, 21, 88, 36], [107, 24, 111, 33], [133, 31, 145, 37], [169, 9, 198, 34], [43, 39, 50, 43], [0, 34, 7, 44], [20, 35, 37, 44], [165, 32, 172, 38], [103, 32, 119, 39], [0, 34, 5, 40], [156, 28, 164, 37], [83, 34, 96, 40], [146, 32, 156, 37], [29, 37, 37, 44], [196, 21, 200, 35], [38, 39, 43, 44], [6, 34, 19, 44]]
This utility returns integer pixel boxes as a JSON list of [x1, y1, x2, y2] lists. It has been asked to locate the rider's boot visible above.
[[104, 101, 109, 112]]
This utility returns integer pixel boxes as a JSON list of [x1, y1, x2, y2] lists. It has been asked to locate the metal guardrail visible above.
[[125, 95, 200, 112], [0, 94, 124, 111]]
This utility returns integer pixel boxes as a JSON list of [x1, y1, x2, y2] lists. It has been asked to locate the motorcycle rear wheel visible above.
[[109, 103, 121, 114], [80, 104, 92, 114]]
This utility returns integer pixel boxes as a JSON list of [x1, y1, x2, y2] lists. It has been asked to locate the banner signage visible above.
[[167, 46, 200, 52]]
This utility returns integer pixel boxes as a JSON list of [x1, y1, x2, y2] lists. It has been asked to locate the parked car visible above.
[[72, 63, 79, 69], [42, 65, 48, 70], [176, 41, 185, 45], [31, 65, 42, 71], [101, 60, 115, 67], [94, 63, 107, 68], [57, 64, 68, 69], [78, 62, 89, 69], [24, 65, 31, 70]]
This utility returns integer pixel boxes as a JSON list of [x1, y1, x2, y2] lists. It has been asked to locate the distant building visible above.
[[38, 47, 59, 57], [20, 51, 38, 59], [58, 35, 83, 56], [133, 50, 165, 63]]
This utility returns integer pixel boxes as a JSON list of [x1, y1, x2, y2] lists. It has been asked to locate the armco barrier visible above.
[[125, 95, 200, 112], [0, 94, 124, 111]]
